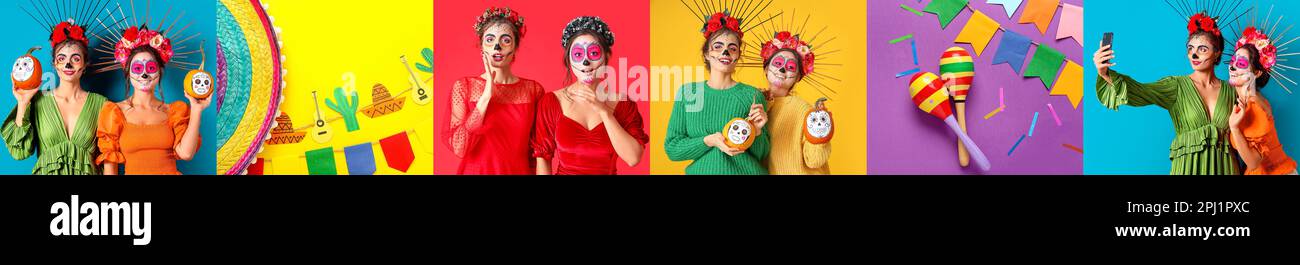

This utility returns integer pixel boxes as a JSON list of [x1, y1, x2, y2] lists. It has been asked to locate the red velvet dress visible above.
[[443, 76, 545, 175], [531, 92, 649, 175]]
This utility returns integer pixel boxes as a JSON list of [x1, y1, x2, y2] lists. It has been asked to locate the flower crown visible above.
[[50, 20, 88, 48], [761, 31, 815, 75], [113, 26, 174, 67], [561, 16, 615, 49], [701, 11, 742, 39], [1188, 13, 1221, 37], [1236, 26, 1277, 71], [475, 7, 527, 38]]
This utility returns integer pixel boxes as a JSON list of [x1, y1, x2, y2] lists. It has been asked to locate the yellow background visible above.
[[257, 0, 434, 174], [649, 0, 867, 175]]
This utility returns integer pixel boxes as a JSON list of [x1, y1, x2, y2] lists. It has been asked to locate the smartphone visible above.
[[1101, 32, 1114, 64]]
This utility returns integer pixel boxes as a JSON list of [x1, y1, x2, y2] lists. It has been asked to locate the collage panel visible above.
[[216, 0, 435, 175], [432, 1, 652, 175], [1085, 0, 1300, 175], [647, 0, 869, 175], [867, 0, 1084, 174], [1, 0, 217, 175]]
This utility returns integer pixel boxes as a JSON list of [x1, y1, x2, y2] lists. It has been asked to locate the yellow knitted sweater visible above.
[[765, 96, 831, 175]]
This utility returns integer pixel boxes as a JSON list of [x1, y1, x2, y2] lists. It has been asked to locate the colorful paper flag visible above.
[[991, 30, 1032, 73], [1024, 45, 1066, 89], [953, 10, 1000, 56], [1057, 4, 1083, 46], [380, 132, 415, 172], [248, 158, 264, 175], [924, 0, 970, 29], [1018, 0, 1060, 35], [1050, 60, 1084, 108], [344, 143, 377, 175], [305, 147, 337, 175], [987, 0, 1023, 18]]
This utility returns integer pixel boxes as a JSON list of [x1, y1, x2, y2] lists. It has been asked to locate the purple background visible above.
[[868, 0, 1083, 174]]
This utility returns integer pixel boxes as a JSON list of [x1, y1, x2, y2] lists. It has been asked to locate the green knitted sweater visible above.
[[663, 81, 770, 175]]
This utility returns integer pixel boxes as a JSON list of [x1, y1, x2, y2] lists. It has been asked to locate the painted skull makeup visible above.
[[569, 42, 604, 65], [12, 57, 35, 82], [805, 110, 833, 138], [190, 72, 212, 95], [130, 59, 160, 77]]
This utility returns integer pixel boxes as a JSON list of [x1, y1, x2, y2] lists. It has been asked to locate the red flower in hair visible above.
[[1237, 26, 1277, 71], [761, 31, 817, 76], [50, 21, 88, 48], [1188, 13, 1221, 37], [114, 26, 175, 67], [702, 12, 742, 39]]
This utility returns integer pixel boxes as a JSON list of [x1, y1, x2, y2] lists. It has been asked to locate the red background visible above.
[[433, 0, 651, 175]]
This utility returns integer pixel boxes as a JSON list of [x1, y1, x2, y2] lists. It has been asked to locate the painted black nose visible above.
[[582, 60, 590, 66], [722, 50, 731, 56], [779, 68, 786, 74], [141, 74, 150, 79], [494, 44, 502, 51], [65, 63, 73, 69]]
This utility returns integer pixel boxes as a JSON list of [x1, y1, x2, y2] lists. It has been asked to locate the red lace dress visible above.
[[530, 92, 649, 175], [442, 76, 545, 175]]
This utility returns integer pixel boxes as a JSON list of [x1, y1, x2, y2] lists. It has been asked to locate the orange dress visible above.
[[1231, 99, 1297, 175], [96, 102, 198, 175]]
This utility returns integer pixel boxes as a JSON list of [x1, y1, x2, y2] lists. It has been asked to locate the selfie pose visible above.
[[1225, 26, 1298, 175]]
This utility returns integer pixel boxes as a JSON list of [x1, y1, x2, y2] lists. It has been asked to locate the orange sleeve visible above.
[[95, 104, 126, 165], [167, 101, 198, 148]]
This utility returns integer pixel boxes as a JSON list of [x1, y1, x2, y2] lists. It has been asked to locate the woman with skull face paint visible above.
[[2, 20, 109, 175], [442, 7, 545, 175], [1093, 12, 1239, 175], [1224, 27, 1297, 175], [663, 11, 770, 175], [531, 16, 648, 175], [94, 26, 209, 175], [759, 31, 831, 175]]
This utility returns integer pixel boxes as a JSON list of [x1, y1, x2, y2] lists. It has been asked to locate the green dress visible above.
[[1, 92, 107, 175], [1097, 70, 1239, 175], [663, 81, 770, 175]]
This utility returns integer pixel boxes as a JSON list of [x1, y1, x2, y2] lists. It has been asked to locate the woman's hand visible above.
[[747, 103, 768, 132], [12, 80, 38, 126], [475, 52, 496, 114], [1094, 41, 1116, 83], [184, 92, 212, 114], [569, 87, 613, 115], [704, 132, 744, 156]]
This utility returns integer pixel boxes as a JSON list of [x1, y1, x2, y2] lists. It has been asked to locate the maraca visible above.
[[909, 72, 990, 171], [939, 47, 974, 167]]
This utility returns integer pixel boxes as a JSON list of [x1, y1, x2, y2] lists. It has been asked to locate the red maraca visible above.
[[909, 72, 990, 171]]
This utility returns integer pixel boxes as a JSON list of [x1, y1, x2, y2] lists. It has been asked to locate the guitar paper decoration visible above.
[[325, 86, 362, 132], [909, 72, 991, 171], [310, 90, 334, 143], [401, 53, 432, 105]]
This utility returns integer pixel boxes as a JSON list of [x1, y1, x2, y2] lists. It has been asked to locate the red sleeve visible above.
[[442, 77, 486, 158], [615, 100, 650, 145], [531, 93, 557, 159]]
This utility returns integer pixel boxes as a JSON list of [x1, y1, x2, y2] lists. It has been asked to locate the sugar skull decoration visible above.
[[12, 47, 42, 90], [185, 45, 212, 99], [909, 72, 991, 171], [803, 98, 834, 144], [724, 117, 757, 151]]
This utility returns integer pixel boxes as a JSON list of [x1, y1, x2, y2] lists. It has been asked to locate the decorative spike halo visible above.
[[91, 0, 205, 75], [681, 0, 782, 40], [20, 0, 121, 75], [737, 8, 840, 100], [1227, 4, 1298, 94]]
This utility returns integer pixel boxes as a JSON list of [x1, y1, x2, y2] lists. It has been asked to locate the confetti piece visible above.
[[999, 87, 1005, 108], [911, 40, 919, 66], [896, 67, 920, 78], [900, 4, 924, 16], [984, 106, 1004, 119], [1028, 112, 1040, 137], [1047, 103, 1062, 126], [889, 34, 914, 44], [1008, 134, 1027, 156], [1063, 143, 1083, 154]]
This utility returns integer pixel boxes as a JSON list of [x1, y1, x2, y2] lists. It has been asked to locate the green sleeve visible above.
[[1096, 69, 1180, 110], [663, 87, 711, 161], [746, 97, 771, 161], [2, 104, 36, 160]]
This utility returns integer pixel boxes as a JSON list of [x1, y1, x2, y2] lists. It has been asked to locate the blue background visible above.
[[0, 0, 216, 174], [1085, 0, 1300, 174]]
